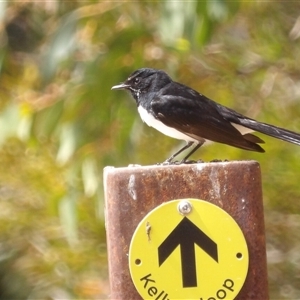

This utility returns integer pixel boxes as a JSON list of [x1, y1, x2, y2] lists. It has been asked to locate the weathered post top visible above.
[[104, 160, 268, 300]]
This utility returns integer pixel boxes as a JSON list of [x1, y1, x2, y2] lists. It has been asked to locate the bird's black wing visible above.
[[151, 84, 265, 152]]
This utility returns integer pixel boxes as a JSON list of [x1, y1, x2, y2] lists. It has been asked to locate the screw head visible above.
[[177, 200, 192, 216]]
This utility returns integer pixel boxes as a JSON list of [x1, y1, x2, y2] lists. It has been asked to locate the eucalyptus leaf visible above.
[[82, 157, 98, 197], [56, 123, 76, 165], [0, 103, 19, 145], [41, 11, 79, 82], [59, 192, 78, 246]]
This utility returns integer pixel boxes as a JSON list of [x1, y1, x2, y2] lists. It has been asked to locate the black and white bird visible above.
[[112, 68, 300, 163]]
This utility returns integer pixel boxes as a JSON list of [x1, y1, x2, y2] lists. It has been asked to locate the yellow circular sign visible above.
[[129, 199, 249, 300]]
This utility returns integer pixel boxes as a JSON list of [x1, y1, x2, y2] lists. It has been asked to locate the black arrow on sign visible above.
[[158, 217, 218, 288]]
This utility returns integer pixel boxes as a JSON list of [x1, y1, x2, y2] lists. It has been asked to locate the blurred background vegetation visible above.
[[0, 0, 300, 299]]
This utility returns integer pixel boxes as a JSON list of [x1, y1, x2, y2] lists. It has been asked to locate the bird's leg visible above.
[[180, 140, 205, 163], [164, 141, 194, 163]]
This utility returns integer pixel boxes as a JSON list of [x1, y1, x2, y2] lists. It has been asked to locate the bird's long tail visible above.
[[237, 118, 300, 146]]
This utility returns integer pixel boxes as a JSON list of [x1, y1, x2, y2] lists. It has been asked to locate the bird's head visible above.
[[111, 68, 172, 101]]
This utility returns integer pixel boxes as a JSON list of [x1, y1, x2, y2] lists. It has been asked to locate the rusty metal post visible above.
[[103, 161, 268, 300]]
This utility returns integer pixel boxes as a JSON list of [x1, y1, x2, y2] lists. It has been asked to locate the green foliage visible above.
[[0, 0, 300, 298]]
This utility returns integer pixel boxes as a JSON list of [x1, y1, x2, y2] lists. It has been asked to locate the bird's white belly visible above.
[[138, 106, 198, 142]]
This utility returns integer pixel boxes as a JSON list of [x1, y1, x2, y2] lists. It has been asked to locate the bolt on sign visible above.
[[129, 199, 249, 300]]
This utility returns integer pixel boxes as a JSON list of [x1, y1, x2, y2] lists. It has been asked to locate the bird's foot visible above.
[[210, 159, 229, 163], [179, 159, 204, 164], [157, 158, 228, 165], [157, 159, 204, 165], [156, 160, 175, 166], [157, 160, 181, 165]]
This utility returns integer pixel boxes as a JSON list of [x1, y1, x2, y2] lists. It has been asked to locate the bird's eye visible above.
[[134, 77, 140, 84]]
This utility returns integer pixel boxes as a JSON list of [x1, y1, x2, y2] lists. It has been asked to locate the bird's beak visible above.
[[111, 82, 130, 90]]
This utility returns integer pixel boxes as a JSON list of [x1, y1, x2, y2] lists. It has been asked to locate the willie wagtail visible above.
[[112, 68, 300, 163]]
